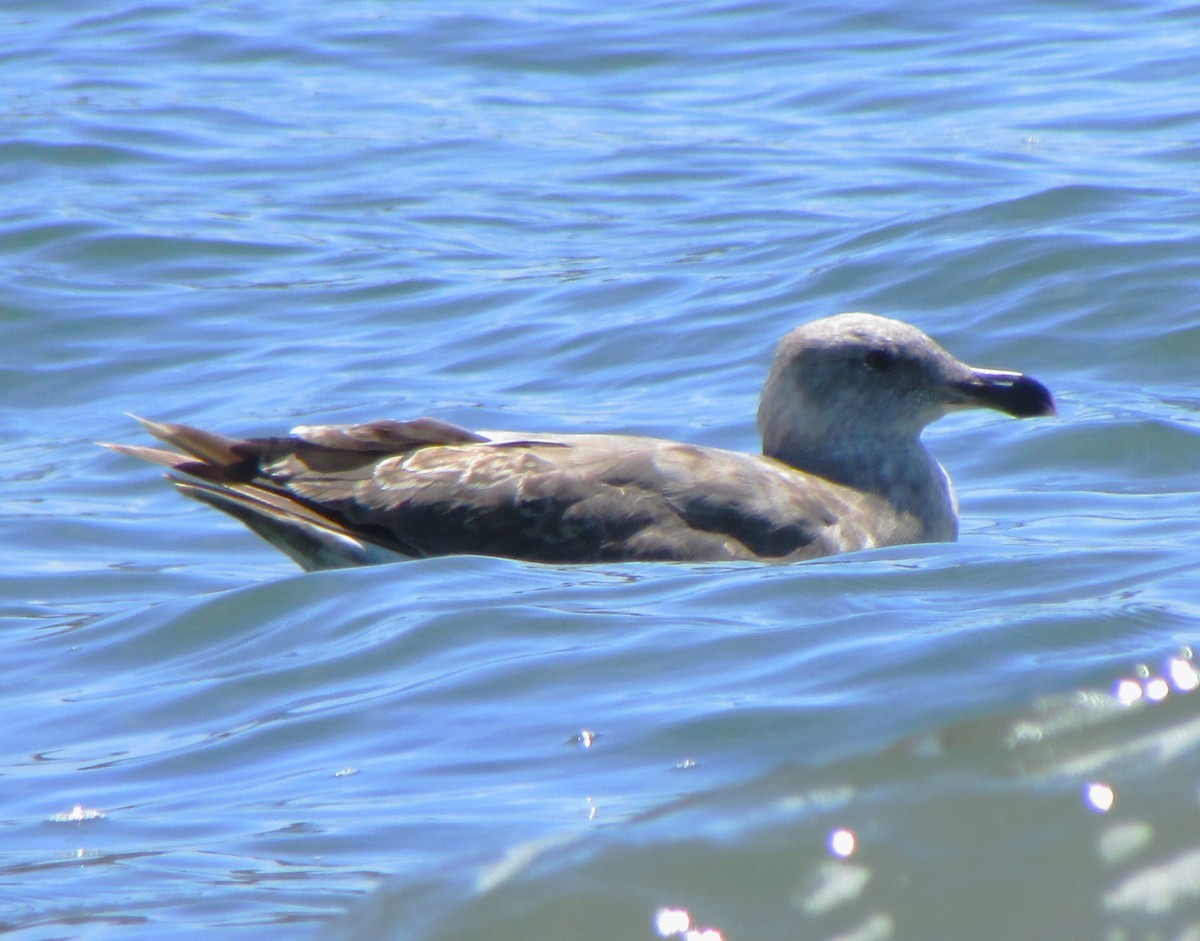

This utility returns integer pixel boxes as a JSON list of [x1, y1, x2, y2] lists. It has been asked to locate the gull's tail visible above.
[[101, 416, 397, 571]]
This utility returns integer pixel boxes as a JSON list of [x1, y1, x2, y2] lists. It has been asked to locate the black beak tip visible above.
[[1006, 374, 1056, 418]]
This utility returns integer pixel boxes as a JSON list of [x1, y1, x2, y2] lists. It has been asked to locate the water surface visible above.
[[4, 1, 1200, 938]]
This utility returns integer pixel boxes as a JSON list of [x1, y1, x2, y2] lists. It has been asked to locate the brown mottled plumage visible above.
[[104, 314, 1054, 571]]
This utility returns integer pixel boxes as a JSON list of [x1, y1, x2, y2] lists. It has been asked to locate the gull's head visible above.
[[758, 313, 1055, 466]]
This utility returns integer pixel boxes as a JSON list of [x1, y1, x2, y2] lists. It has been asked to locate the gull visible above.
[[105, 313, 1054, 571]]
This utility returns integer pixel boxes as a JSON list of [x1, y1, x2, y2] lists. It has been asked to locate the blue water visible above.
[[5, 1, 1200, 938]]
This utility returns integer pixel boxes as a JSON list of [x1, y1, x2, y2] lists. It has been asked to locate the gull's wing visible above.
[[105, 416, 902, 570]]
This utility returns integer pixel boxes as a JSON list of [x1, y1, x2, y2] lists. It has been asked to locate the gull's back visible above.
[[112, 417, 906, 571]]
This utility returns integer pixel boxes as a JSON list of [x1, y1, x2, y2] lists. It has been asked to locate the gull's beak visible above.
[[948, 367, 1056, 418]]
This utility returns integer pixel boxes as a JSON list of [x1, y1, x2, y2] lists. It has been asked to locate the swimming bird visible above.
[[105, 313, 1054, 571]]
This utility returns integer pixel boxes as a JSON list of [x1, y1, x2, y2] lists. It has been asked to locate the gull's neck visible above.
[[763, 427, 959, 542]]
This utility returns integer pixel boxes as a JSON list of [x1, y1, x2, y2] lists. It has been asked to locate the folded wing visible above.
[[105, 416, 890, 570]]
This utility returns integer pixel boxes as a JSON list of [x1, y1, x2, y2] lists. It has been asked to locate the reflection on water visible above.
[[6, 0, 1200, 938], [335, 647, 1200, 941], [655, 907, 724, 941]]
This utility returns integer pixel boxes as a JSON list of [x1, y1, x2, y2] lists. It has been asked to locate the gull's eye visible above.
[[864, 348, 896, 373]]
